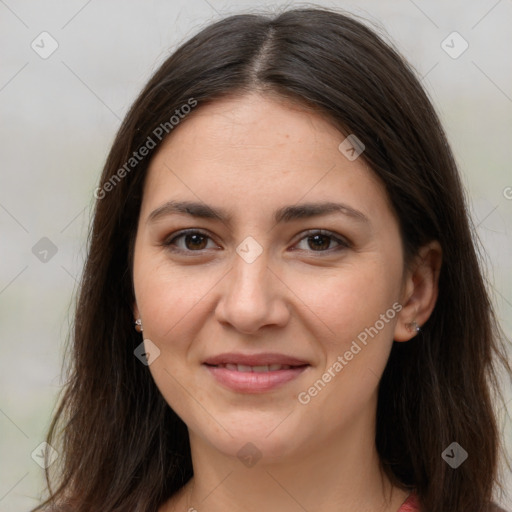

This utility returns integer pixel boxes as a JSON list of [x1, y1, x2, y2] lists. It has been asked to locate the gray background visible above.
[[1, 1, 511, 510]]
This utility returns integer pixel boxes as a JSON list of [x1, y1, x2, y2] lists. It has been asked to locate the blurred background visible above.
[[1, 1, 511, 510]]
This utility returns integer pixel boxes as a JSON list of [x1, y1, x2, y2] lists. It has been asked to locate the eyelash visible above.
[[162, 229, 351, 255]]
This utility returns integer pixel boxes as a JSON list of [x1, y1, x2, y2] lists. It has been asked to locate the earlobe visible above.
[[394, 240, 442, 342], [133, 302, 143, 333]]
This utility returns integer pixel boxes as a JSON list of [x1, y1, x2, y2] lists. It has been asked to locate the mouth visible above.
[[202, 353, 311, 393], [205, 363, 306, 372]]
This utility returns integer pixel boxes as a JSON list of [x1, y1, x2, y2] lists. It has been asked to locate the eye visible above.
[[163, 230, 219, 252], [293, 230, 350, 253], [163, 229, 350, 255]]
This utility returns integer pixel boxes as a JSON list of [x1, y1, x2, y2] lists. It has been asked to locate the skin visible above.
[[132, 92, 442, 512]]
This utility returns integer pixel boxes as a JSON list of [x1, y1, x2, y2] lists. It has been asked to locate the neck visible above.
[[163, 403, 409, 512]]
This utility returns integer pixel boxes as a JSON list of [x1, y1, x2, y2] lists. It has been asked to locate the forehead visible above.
[[140, 93, 394, 225], [155, 92, 342, 164]]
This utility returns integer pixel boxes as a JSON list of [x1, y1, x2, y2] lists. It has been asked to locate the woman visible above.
[[34, 6, 511, 512]]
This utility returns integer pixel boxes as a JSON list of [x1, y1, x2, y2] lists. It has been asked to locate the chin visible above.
[[190, 411, 308, 465]]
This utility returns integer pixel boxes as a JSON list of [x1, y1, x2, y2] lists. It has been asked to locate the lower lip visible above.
[[204, 364, 309, 393]]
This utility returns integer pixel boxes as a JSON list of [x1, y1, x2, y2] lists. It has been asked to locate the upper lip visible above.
[[203, 352, 310, 366]]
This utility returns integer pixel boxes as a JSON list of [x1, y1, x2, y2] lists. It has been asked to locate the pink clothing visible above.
[[398, 491, 420, 512]]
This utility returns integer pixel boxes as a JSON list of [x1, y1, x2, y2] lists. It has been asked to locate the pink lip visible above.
[[202, 352, 310, 393], [205, 365, 309, 393]]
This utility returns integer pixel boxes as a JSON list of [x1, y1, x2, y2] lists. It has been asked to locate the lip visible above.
[[203, 352, 310, 393], [203, 352, 309, 366]]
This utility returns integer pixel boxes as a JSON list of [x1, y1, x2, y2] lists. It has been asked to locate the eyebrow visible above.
[[147, 200, 369, 226]]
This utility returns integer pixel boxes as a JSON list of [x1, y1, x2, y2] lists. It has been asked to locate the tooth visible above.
[[269, 364, 282, 371], [282, 365, 291, 370], [225, 363, 238, 371], [237, 364, 253, 372], [252, 365, 270, 372]]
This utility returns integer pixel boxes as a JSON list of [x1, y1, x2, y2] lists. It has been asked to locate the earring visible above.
[[134, 319, 143, 333], [407, 320, 421, 334]]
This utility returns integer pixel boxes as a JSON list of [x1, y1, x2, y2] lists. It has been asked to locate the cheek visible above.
[[133, 257, 222, 348], [284, 259, 401, 344], [291, 262, 401, 422], [134, 263, 218, 425]]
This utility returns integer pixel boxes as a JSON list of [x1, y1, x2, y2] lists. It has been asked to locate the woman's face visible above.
[[132, 92, 411, 461]]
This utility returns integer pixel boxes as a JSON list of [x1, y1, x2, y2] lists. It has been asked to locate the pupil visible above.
[[186, 234, 207, 250], [309, 234, 329, 251]]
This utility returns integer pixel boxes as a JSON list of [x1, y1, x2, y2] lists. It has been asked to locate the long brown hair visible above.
[[33, 6, 511, 512]]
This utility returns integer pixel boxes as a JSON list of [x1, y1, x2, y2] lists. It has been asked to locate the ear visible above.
[[394, 240, 442, 342]]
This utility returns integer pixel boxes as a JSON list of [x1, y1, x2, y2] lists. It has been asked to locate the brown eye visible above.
[[164, 230, 217, 252], [307, 234, 332, 251], [294, 230, 350, 253], [163, 229, 349, 255], [182, 233, 208, 250]]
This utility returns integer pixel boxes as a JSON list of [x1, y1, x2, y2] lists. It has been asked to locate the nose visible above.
[[214, 248, 290, 335]]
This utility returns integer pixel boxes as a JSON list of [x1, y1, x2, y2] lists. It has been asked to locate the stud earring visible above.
[[134, 319, 143, 333], [407, 320, 421, 334]]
